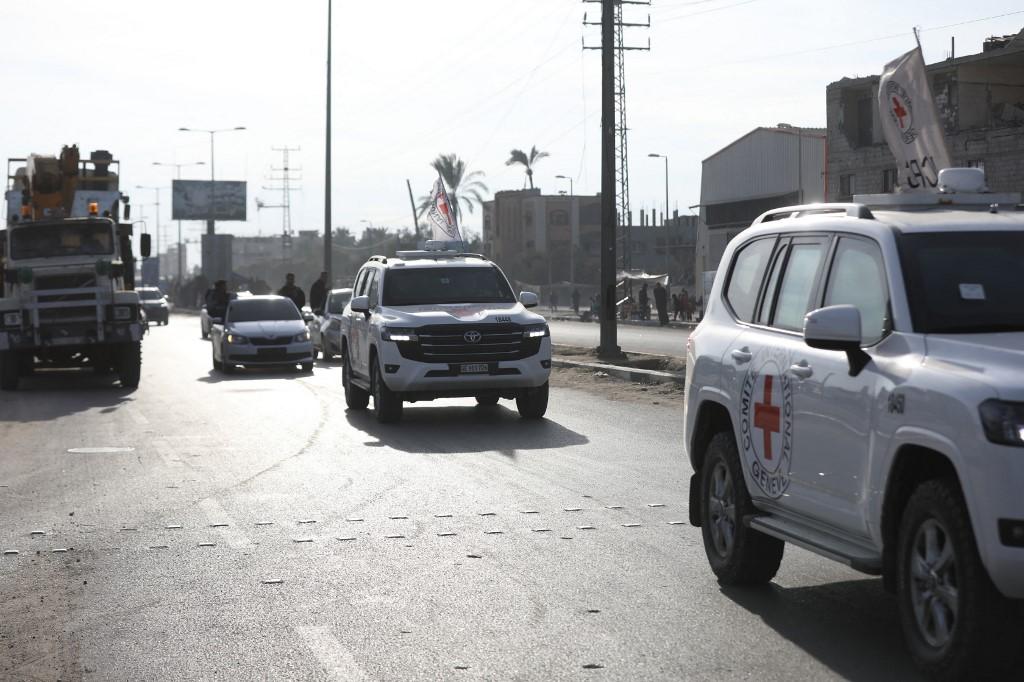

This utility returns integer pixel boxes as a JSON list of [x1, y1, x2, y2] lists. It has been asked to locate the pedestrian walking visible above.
[[638, 283, 649, 321], [309, 272, 329, 313], [680, 289, 691, 322], [571, 288, 581, 315], [549, 291, 559, 312], [672, 293, 681, 321], [278, 273, 306, 310], [653, 281, 669, 326]]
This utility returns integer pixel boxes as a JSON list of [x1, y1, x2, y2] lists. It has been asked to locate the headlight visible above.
[[381, 327, 418, 342], [226, 333, 249, 345], [3, 312, 22, 327], [979, 400, 1024, 447], [113, 306, 132, 321], [293, 330, 311, 342], [522, 324, 550, 339]]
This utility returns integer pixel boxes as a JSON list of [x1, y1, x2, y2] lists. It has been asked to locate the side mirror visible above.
[[303, 312, 315, 323], [140, 233, 152, 259], [804, 305, 870, 376], [350, 295, 370, 314], [520, 291, 539, 308]]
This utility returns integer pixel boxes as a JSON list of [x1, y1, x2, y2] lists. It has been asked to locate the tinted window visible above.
[[353, 269, 369, 297], [773, 242, 826, 331], [756, 245, 786, 325], [899, 231, 1024, 333], [227, 298, 300, 322], [138, 289, 162, 300], [382, 266, 516, 306], [824, 238, 888, 344], [327, 292, 351, 314], [367, 270, 380, 307], [10, 220, 114, 259], [725, 238, 775, 322]]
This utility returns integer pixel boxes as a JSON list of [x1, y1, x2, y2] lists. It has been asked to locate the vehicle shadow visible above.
[[344, 404, 589, 456], [0, 369, 136, 423], [720, 578, 923, 681], [197, 367, 308, 384]]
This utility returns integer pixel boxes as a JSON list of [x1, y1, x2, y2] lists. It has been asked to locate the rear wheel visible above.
[[897, 478, 1019, 681], [699, 432, 784, 585], [476, 395, 500, 406], [117, 342, 142, 389], [342, 347, 369, 410], [301, 362, 314, 373], [516, 382, 549, 419], [371, 357, 402, 423], [0, 351, 20, 391]]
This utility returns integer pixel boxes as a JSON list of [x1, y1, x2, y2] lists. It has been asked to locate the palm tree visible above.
[[418, 153, 489, 225], [506, 146, 549, 190]]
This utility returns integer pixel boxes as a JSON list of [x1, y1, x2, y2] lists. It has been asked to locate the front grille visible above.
[[397, 324, 540, 363], [250, 336, 294, 346], [35, 273, 97, 291], [38, 305, 98, 324]]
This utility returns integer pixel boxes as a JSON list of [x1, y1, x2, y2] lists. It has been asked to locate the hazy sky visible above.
[[2, 1, 1022, 253]]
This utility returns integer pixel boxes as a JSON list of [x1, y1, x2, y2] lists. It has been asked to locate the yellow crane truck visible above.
[[0, 145, 150, 390]]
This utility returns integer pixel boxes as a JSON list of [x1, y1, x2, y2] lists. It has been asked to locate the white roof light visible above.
[[938, 167, 988, 194]]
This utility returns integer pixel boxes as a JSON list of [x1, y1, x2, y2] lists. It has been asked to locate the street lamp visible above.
[[648, 153, 670, 279], [177, 127, 246, 236], [153, 160, 205, 284], [135, 185, 166, 278], [554, 174, 573, 196]]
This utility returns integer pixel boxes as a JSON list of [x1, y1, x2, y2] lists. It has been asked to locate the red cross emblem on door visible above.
[[754, 375, 781, 460]]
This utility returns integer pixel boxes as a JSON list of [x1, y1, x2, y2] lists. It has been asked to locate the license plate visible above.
[[460, 363, 489, 374]]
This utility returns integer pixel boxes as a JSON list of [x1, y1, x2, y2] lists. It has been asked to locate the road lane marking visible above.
[[197, 498, 250, 549], [152, 440, 181, 467], [295, 626, 369, 682]]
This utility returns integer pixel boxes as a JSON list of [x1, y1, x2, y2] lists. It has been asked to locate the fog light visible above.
[[385, 364, 400, 374], [541, 359, 551, 369], [999, 519, 1024, 548]]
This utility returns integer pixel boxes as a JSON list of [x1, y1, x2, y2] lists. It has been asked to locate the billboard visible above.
[[172, 180, 247, 221]]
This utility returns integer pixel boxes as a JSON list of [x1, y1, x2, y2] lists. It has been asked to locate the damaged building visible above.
[[828, 30, 1024, 199]]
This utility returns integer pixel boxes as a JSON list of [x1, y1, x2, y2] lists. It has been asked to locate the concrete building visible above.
[[160, 243, 187, 282], [827, 31, 1024, 200], [482, 189, 601, 286], [695, 125, 827, 299]]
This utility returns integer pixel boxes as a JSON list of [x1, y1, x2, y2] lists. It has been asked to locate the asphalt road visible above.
[[547, 319, 690, 357], [0, 314, 923, 681]]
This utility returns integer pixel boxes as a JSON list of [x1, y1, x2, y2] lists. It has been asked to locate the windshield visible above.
[[10, 221, 114, 259], [327, 292, 351, 314], [899, 230, 1024, 334], [227, 298, 300, 323], [382, 266, 516, 306], [138, 289, 163, 301]]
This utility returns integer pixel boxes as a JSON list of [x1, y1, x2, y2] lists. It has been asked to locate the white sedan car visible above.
[[210, 295, 314, 374]]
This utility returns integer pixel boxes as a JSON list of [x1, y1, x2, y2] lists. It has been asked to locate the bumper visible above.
[[0, 323, 144, 350], [226, 341, 314, 366], [968, 443, 1024, 599], [376, 338, 551, 393], [143, 307, 169, 321]]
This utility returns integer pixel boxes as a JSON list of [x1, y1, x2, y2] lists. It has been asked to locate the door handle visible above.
[[789, 361, 813, 379], [731, 347, 752, 364]]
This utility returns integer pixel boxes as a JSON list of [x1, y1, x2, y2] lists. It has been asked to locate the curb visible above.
[[552, 357, 685, 386], [547, 315, 698, 330]]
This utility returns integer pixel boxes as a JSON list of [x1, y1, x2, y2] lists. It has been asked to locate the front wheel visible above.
[[117, 342, 142, 389], [0, 351, 19, 391], [371, 358, 402, 423], [301, 362, 314, 373], [699, 432, 783, 585], [897, 478, 1018, 681], [516, 382, 548, 419], [342, 348, 369, 410]]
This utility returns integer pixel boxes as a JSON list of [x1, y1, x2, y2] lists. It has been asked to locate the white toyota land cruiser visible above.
[[339, 247, 551, 423], [683, 169, 1024, 679]]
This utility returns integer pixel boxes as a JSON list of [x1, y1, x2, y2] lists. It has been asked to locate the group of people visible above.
[[632, 282, 698, 326], [203, 272, 333, 318]]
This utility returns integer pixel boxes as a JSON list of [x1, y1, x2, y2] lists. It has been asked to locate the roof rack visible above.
[[368, 255, 388, 264], [393, 250, 490, 262], [753, 203, 874, 225]]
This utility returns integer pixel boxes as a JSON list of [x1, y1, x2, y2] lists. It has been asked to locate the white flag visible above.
[[426, 176, 463, 243], [878, 47, 952, 192]]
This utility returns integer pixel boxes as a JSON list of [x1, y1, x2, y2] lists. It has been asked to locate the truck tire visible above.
[[117, 342, 142, 389], [342, 347, 369, 410], [699, 432, 784, 585], [516, 382, 549, 419], [0, 351, 19, 391], [371, 357, 402, 423], [897, 478, 1019, 681]]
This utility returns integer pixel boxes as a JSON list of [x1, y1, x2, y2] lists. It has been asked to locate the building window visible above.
[[550, 210, 569, 227], [882, 168, 897, 193], [839, 173, 855, 199]]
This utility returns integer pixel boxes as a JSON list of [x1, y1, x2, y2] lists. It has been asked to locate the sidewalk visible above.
[[539, 307, 698, 330]]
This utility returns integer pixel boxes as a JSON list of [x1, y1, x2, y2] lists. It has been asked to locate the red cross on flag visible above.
[[877, 47, 952, 192], [426, 175, 463, 243]]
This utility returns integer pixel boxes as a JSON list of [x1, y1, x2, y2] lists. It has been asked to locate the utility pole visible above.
[[259, 146, 302, 237], [406, 179, 421, 239], [324, 0, 333, 284], [584, 0, 649, 359]]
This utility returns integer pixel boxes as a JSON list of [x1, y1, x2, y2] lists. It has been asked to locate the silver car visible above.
[[210, 295, 314, 374], [309, 288, 352, 361]]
